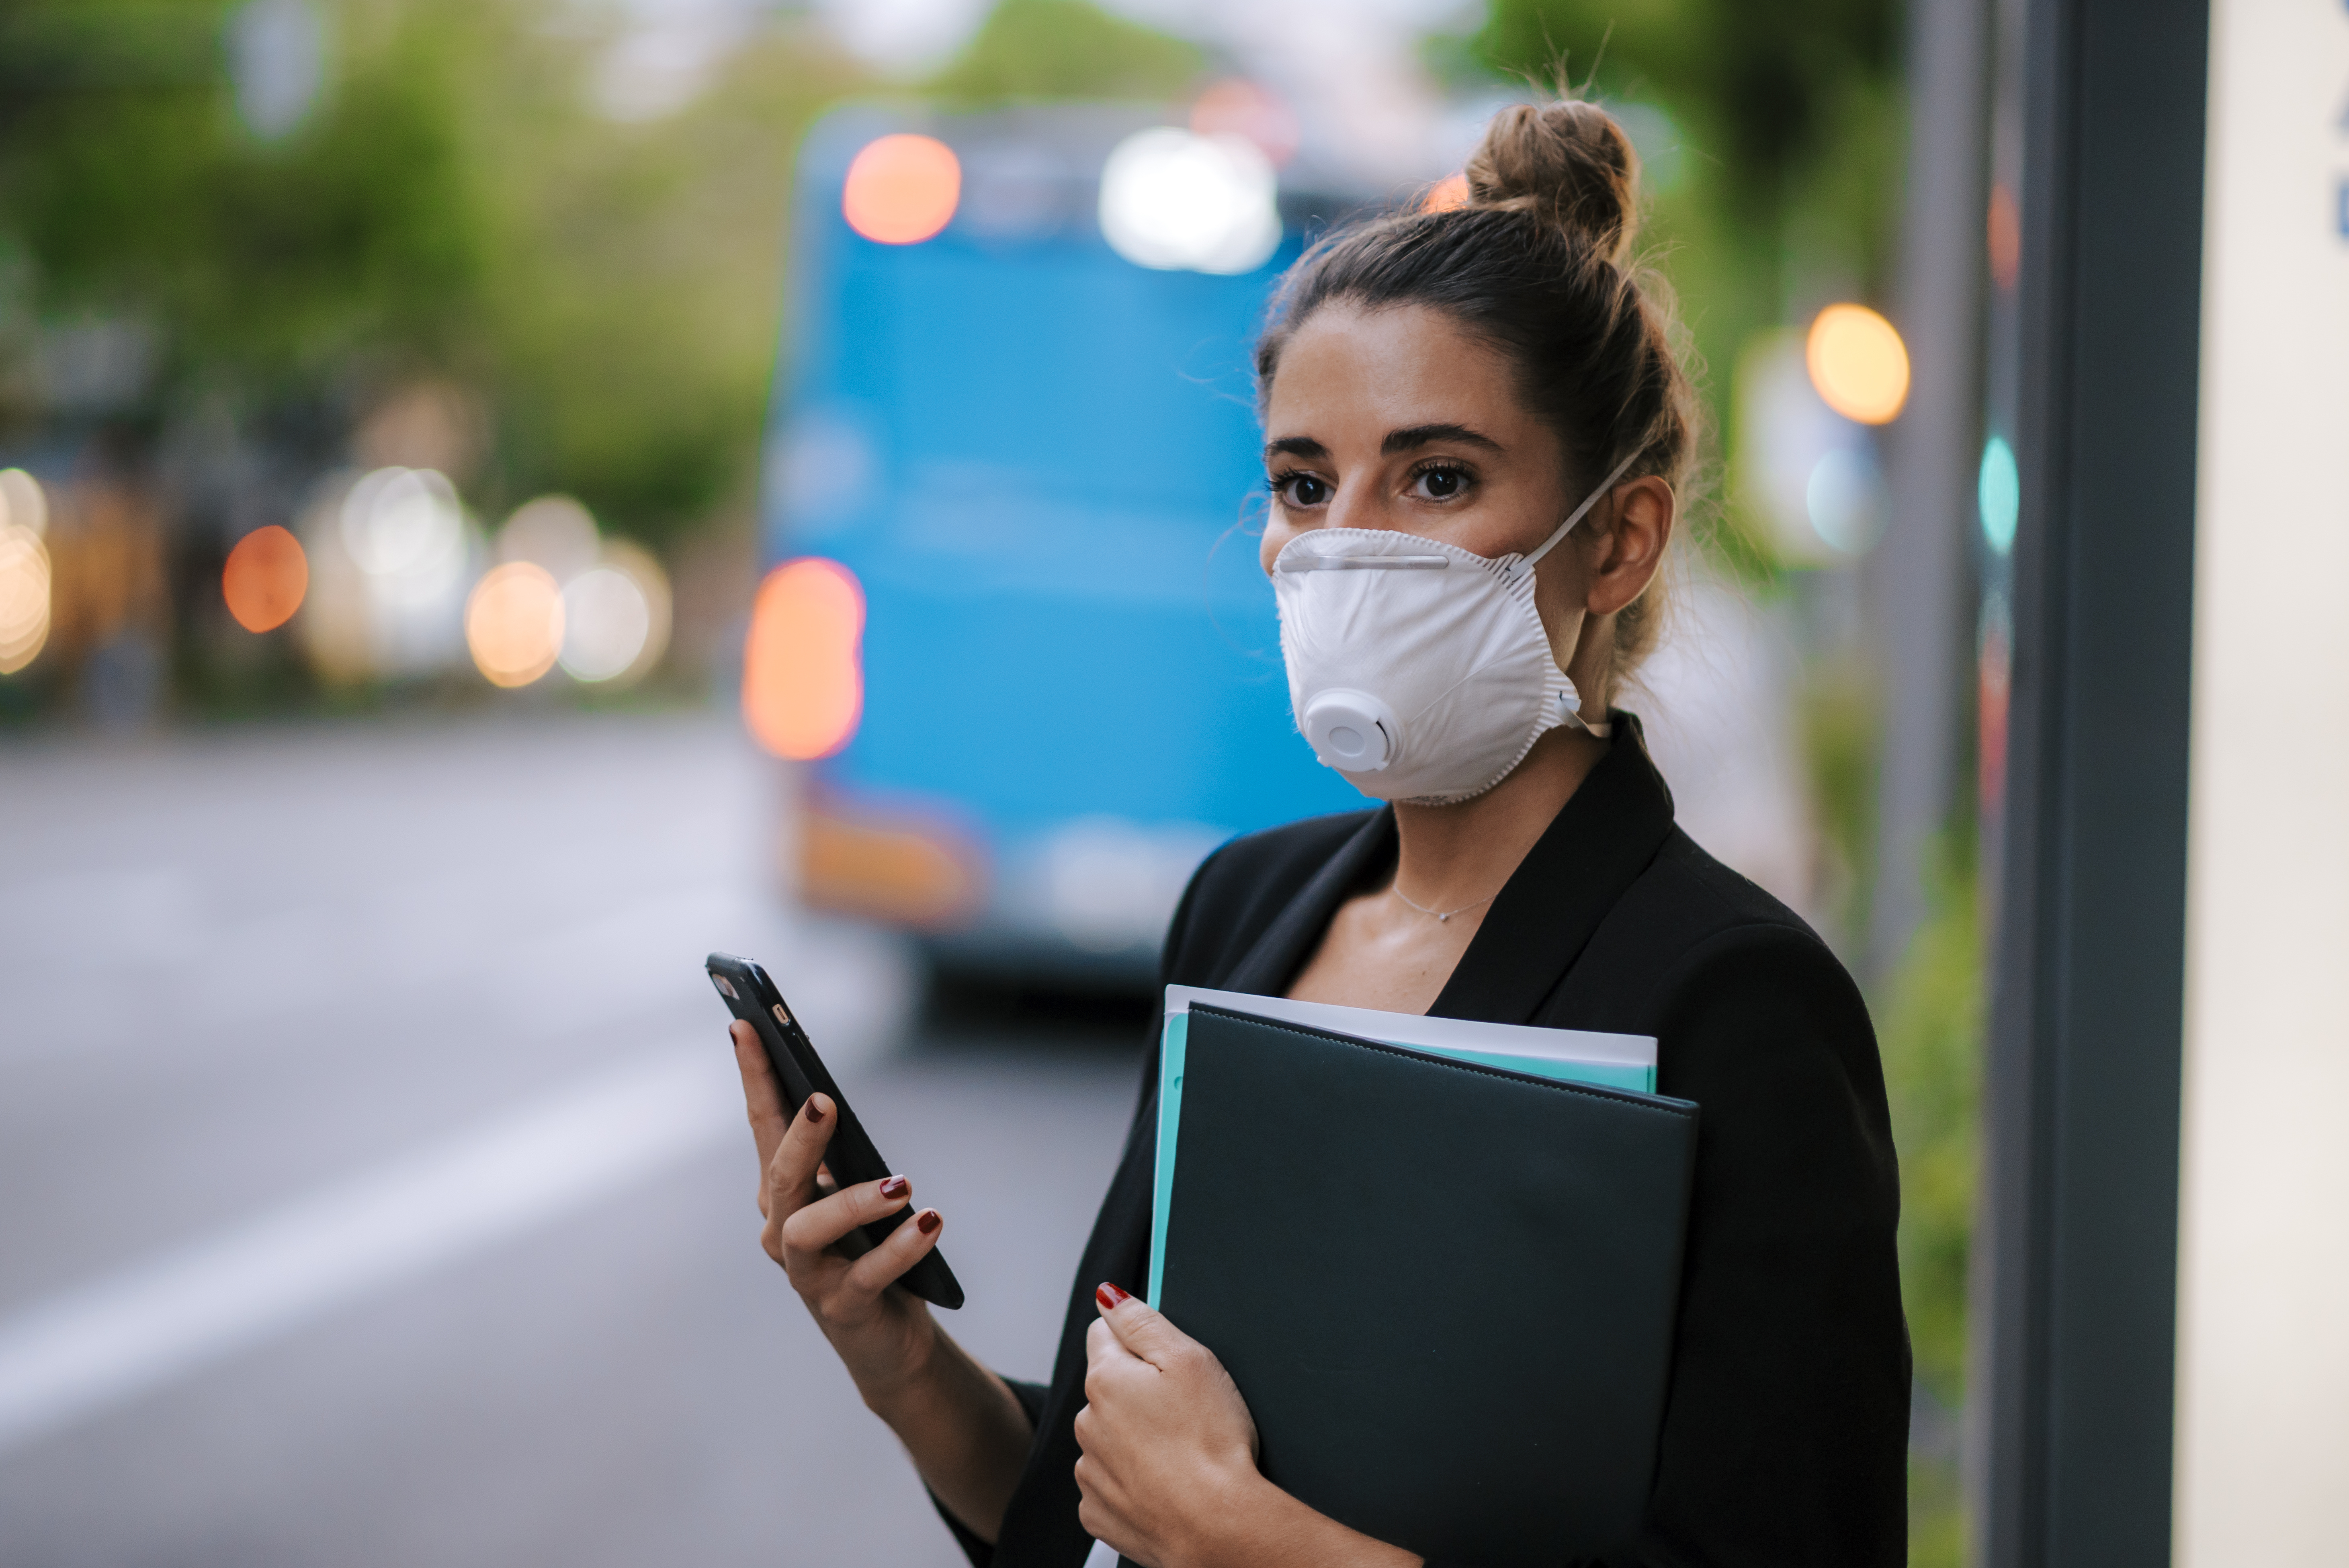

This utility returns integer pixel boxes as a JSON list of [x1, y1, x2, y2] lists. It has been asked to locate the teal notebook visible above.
[[1146, 986, 1659, 1305]]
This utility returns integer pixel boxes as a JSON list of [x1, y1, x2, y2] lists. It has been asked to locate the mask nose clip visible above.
[[1300, 688, 1399, 774]]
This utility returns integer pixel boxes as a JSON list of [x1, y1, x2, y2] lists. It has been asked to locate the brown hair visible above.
[[1253, 97, 1699, 675]]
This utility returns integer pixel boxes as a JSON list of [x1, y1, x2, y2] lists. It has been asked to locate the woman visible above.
[[730, 97, 1910, 1567]]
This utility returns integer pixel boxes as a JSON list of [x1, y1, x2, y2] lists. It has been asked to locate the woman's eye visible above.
[[1413, 466, 1468, 501], [1276, 473, 1332, 507]]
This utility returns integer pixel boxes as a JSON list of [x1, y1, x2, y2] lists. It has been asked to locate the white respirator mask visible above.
[[1272, 450, 1640, 806]]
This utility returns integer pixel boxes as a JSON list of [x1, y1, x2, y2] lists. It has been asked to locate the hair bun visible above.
[[1462, 100, 1640, 263]]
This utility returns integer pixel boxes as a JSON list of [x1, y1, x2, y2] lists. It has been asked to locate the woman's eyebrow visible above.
[[1383, 422, 1501, 454], [1264, 436, 1329, 461]]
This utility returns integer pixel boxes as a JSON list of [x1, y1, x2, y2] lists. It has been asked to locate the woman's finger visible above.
[[731, 1021, 790, 1170], [780, 1170, 914, 1258], [839, 1205, 944, 1298], [1085, 1315, 1137, 1371], [764, 1093, 838, 1218], [1094, 1282, 1189, 1371]]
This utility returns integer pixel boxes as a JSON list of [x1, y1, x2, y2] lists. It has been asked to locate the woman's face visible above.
[[1258, 301, 1673, 696]]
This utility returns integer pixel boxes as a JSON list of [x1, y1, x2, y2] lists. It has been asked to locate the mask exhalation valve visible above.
[[1300, 688, 1398, 774]]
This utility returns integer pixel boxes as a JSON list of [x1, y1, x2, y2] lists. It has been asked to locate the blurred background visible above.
[[0, 0, 1994, 1563]]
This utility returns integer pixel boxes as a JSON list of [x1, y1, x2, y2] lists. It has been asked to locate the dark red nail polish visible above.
[[1096, 1281, 1132, 1311], [879, 1175, 909, 1200], [802, 1099, 825, 1124], [917, 1209, 941, 1236]]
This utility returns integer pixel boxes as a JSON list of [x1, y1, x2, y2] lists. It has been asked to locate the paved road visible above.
[[0, 712, 1145, 1566]]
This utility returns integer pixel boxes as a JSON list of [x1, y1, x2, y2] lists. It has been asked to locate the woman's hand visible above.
[[731, 1020, 942, 1404], [731, 1021, 1034, 1541], [1074, 1284, 1262, 1565], [1075, 1285, 1423, 1568]]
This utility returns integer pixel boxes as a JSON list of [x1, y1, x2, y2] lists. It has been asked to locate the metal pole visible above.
[[1866, 0, 1989, 985], [1972, 0, 2206, 1562]]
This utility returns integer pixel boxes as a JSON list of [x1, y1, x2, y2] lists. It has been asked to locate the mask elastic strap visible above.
[[1519, 448, 1645, 572]]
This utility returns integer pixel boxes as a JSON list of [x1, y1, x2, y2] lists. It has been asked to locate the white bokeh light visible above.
[[498, 495, 601, 581], [341, 468, 463, 581], [1098, 128, 1282, 276], [308, 467, 476, 680], [559, 568, 650, 682], [559, 541, 671, 685], [1804, 446, 1885, 556]]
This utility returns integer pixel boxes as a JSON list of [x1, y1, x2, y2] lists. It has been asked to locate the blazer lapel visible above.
[[1429, 715, 1677, 1025], [1220, 807, 1397, 997]]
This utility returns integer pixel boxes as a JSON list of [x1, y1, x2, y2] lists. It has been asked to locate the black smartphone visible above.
[[707, 951, 965, 1311]]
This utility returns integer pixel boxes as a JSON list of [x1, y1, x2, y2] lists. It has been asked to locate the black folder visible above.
[[1154, 1004, 1699, 1567]]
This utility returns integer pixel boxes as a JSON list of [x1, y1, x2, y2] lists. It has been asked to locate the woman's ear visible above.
[[1585, 477, 1675, 616]]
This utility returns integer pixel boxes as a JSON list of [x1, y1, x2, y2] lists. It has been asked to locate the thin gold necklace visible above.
[[1391, 883, 1499, 924]]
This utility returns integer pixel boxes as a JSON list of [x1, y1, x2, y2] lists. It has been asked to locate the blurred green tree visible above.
[[0, 0, 860, 547], [461, 15, 863, 542], [0, 1, 487, 389]]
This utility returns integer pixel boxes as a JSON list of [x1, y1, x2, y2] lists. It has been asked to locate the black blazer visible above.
[[946, 719, 1911, 1568]]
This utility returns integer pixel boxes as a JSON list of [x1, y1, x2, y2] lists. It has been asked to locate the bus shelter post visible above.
[[1973, 0, 2207, 1564]]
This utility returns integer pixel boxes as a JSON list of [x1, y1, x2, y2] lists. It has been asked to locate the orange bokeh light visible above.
[[842, 134, 961, 245], [465, 561, 565, 688], [221, 524, 308, 633], [743, 558, 865, 761], [1806, 303, 1912, 425], [1425, 174, 1470, 213]]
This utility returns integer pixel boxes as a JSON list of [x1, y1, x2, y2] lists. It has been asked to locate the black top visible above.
[[946, 719, 1911, 1567]]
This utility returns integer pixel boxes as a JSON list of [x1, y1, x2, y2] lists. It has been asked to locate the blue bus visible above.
[[751, 102, 1366, 981]]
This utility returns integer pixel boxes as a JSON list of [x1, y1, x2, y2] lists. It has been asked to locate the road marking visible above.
[[0, 1047, 738, 1454]]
